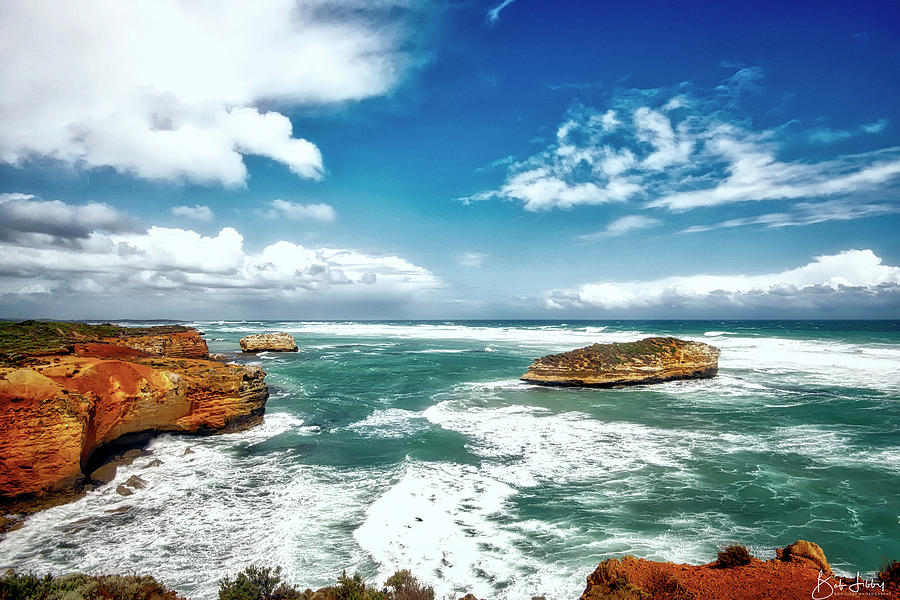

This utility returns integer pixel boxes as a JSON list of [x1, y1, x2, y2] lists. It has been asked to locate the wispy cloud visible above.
[[807, 118, 889, 144], [581, 215, 661, 239], [544, 249, 900, 313], [681, 198, 899, 234], [862, 119, 889, 134], [457, 251, 491, 267], [461, 70, 900, 224], [260, 199, 336, 222], [486, 0, 518, 24], [171, 204, 214, 221]]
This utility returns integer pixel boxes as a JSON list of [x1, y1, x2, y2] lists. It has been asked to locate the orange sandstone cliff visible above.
[[0, 322, 268, 500]]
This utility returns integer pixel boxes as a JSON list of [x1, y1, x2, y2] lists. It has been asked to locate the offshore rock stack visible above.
[[521, 336, 720, 387], [239, 332, 299, 352]]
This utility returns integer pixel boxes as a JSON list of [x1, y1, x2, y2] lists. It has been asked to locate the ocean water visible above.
[[1, 320, 899, 599]]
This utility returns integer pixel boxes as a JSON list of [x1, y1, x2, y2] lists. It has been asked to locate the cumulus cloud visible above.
[[0, 225, 437, 296], [260, 199, 337, 222], [0, 194, 438, 316], [582, 215, 661, 239], [543, 249, 900, 314], [462, 71, 900, 219], [171, 205, 214, 221], [0, 193, 142, 243], [0, 1, 422, 186]]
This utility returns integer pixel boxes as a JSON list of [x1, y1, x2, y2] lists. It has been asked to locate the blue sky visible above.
[[0, 0, 898, 319]]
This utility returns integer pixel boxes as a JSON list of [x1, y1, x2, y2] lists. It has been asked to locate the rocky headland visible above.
[[0, 321, 268, 525], [521, 337, 720, 387], [579, 540, 897, 599], [240, 332, 299, 352]]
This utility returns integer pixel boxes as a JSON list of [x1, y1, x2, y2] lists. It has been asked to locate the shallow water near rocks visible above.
[[2, 320, 898, 600]]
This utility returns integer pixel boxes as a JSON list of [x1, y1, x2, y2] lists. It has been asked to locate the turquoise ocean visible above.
[[1, 320, 898, 599]]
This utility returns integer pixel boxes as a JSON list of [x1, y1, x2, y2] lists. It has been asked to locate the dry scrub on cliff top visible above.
[[0, 570, 185, 600], [0, 321, 190, 366], [715, 545, 752, 568], [535, 337, 685, 369], [218, 566, 436, 600]]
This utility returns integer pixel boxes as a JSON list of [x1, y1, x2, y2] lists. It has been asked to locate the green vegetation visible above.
[[0, 566, 439, 600], [715, 545, 752, 569], [0, 570, 183, 600], [0, 320, 189, 366], [217, 566, 434, 600]]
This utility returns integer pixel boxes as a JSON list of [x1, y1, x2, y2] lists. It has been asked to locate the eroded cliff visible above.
[[0, 322, 267, 501]]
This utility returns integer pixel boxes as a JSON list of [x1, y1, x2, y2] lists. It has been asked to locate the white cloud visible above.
[[808, 118, 890, 144], [544, 249, 900, 312], [171, 205, 214, 221], [681, 198, 899, 233], [582, 215, 661, 239], [648, 150, 900, 211], [0, 1, 421, 186], [0, 219, 436, 305], [861, 119, 888, 134], [0, 194, 438, 316], [0, 192, 142, 241], [633, 107, 694, 170], [486, 0, 518, 23], [463, 72, 900, 217], [458, 251, 490, 267], [261, 199, 337, 222]]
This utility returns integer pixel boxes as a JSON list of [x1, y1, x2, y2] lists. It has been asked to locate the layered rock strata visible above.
[[0, 323, 267, 502], [100, 330, 209, 359], [239, 332, 298, 352], [521, 337, 719, 387]]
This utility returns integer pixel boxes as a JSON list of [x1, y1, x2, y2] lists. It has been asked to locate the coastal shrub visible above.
[[0, 570, 49, 600], [581, 562, 650, 600], [644, 570, 695, 600], [219, 566, 302, 600], [333, 571, 385, 600], [382, 570, 433, 600], [0, 570, 183, 600], [878, 559, 900, 586], [715, 545, 752, 568]]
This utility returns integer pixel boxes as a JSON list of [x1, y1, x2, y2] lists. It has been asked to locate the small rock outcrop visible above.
[[777, 540, 834, 576], [239, 332, 298, 353], [521, 337, 719, 387]]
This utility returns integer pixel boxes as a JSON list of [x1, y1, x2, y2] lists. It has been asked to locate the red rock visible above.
[[580, 544, 897, 600], [100, 329, 209, 359], [0, 328, 266, 501]]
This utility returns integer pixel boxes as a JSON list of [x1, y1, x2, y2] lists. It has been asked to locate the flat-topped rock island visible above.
[[521, 336, 720, 387]]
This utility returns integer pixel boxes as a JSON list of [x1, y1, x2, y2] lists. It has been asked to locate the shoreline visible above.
[[1, 322, 900, 596]]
